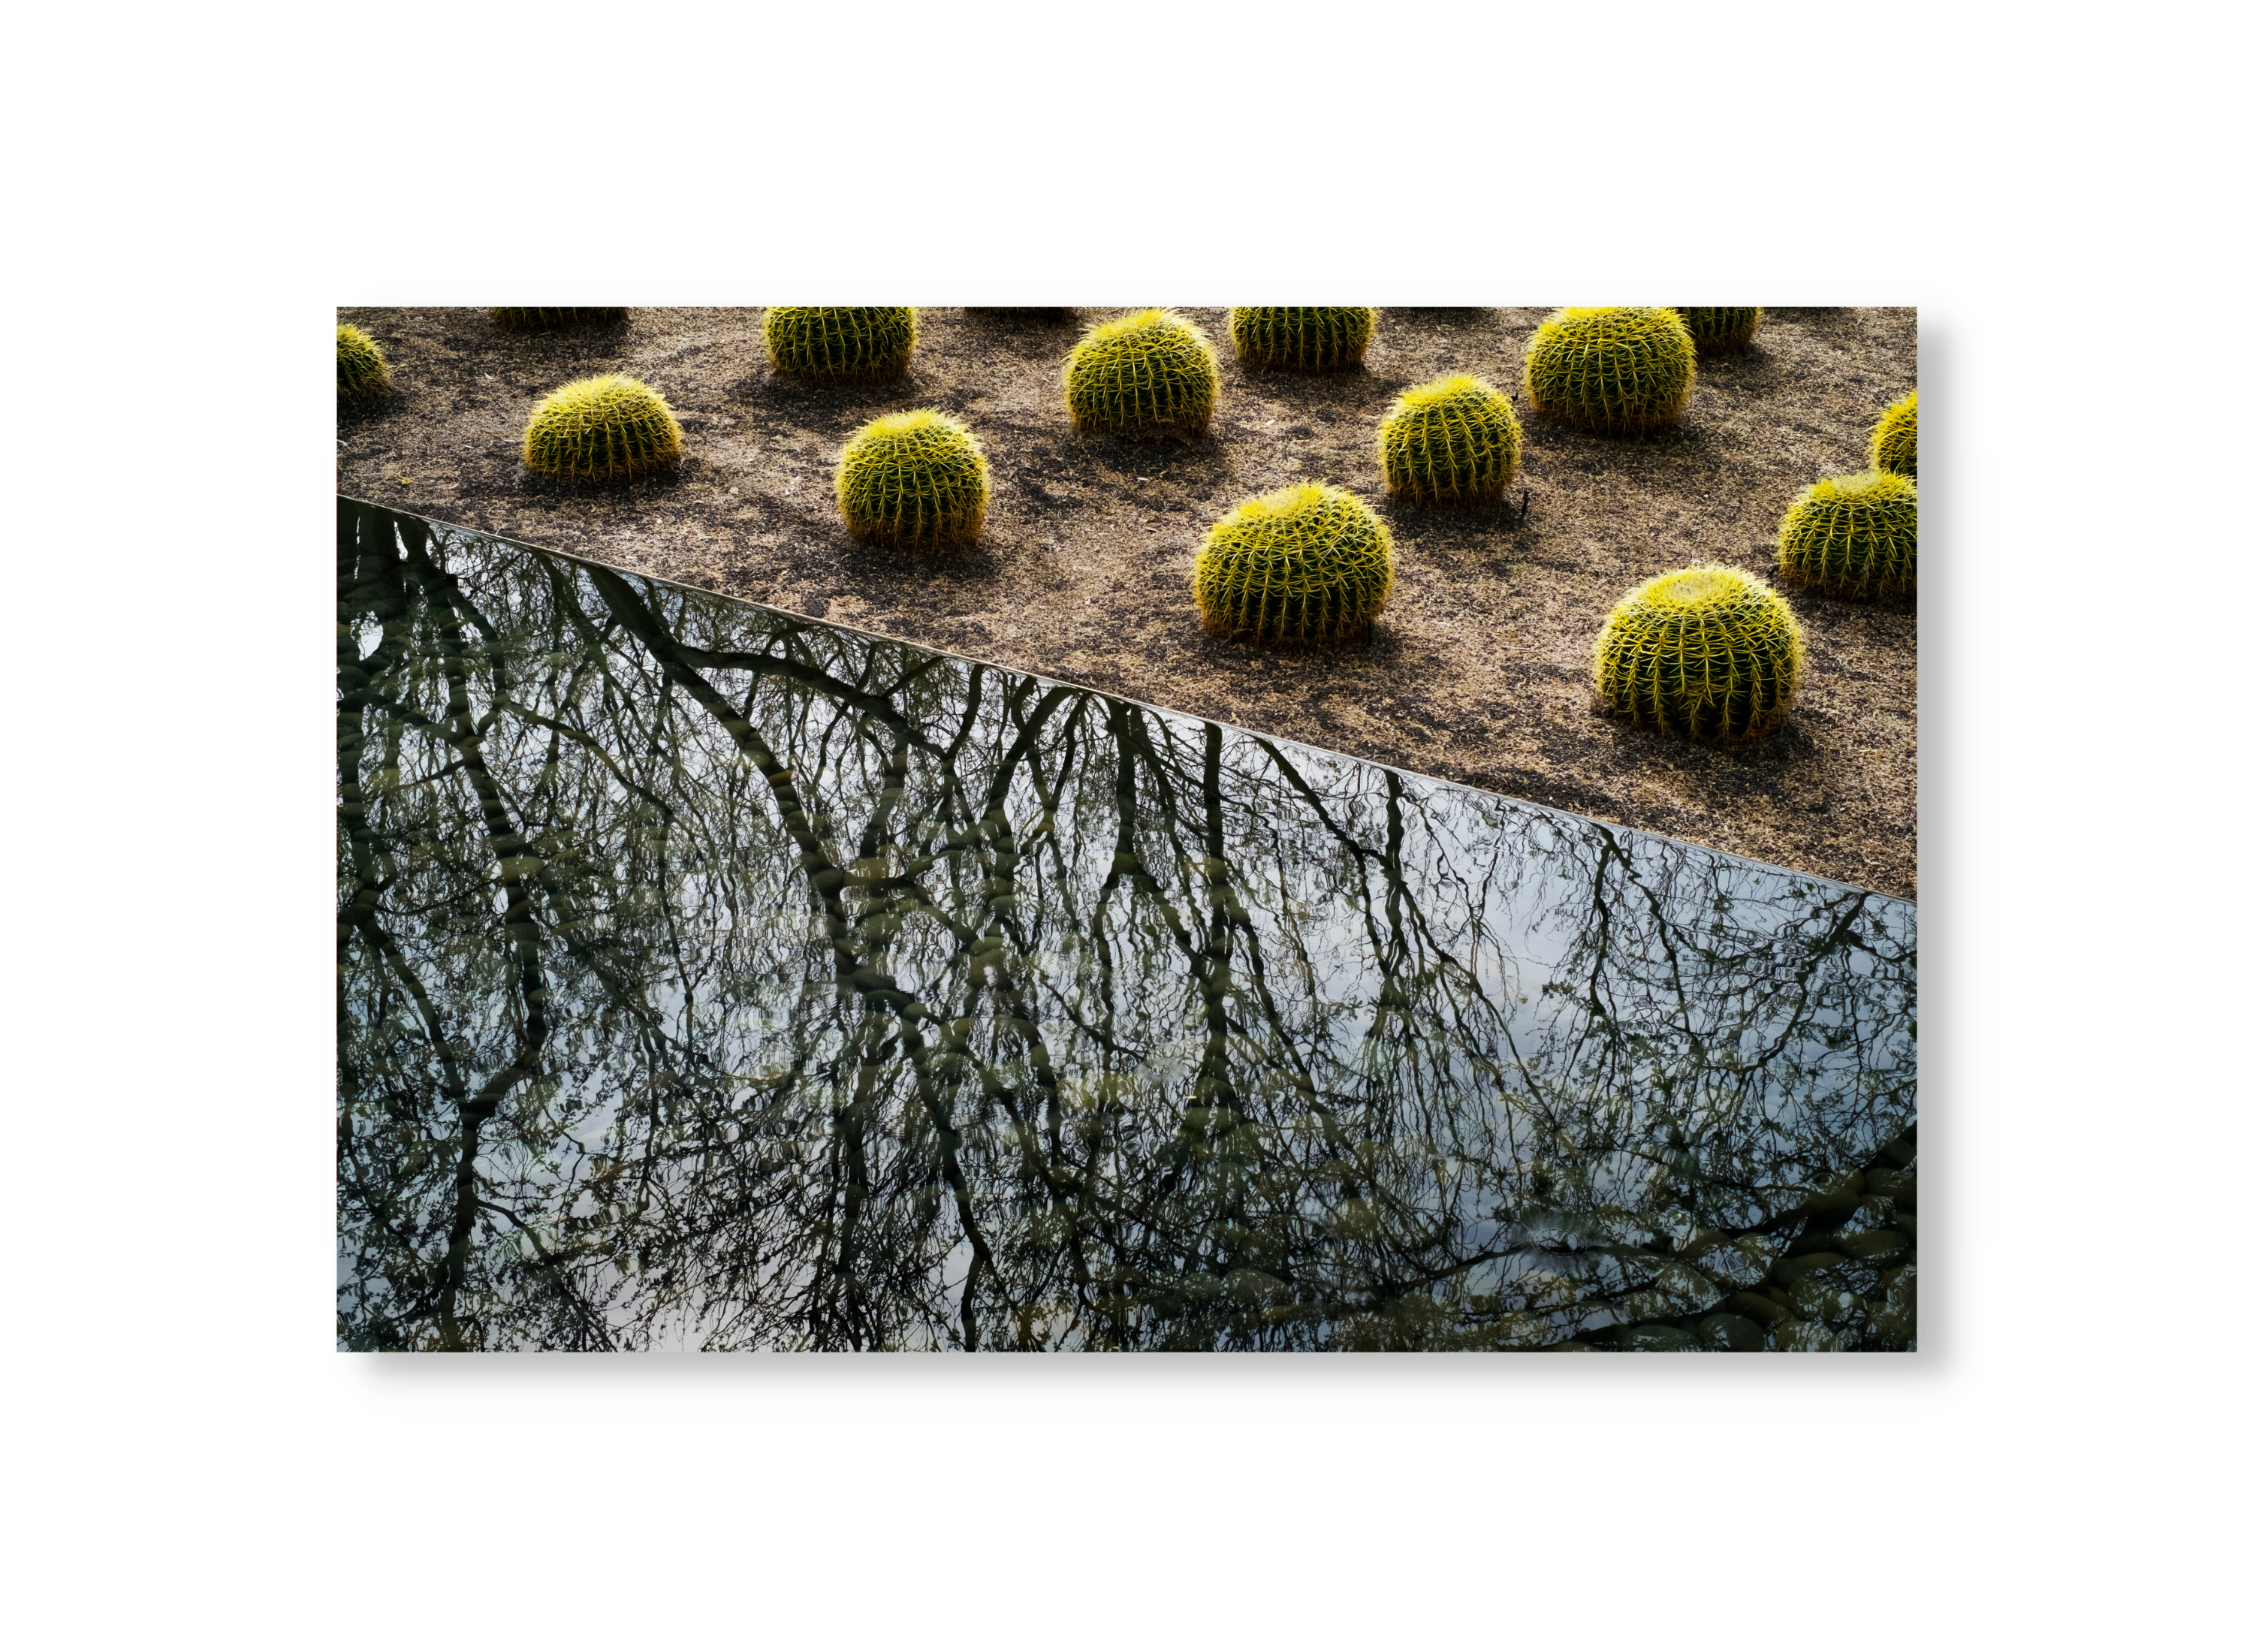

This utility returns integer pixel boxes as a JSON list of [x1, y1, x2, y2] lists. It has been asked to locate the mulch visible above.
[[336, 305, 1917, 899]]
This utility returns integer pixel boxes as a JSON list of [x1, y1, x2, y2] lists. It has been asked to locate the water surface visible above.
[[336, 498, 1917, 1352]]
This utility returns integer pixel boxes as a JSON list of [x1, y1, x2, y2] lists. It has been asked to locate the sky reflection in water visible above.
[[336, 499, 1917, 1352]]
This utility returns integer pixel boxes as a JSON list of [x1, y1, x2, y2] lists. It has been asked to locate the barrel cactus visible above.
[[1062, 308, 1220, 440], [1523, 306, 1697, 434], [1228, 306, 1377, 370], [762, 307, 917, 382], [1869, 389, 1917, 476], [1377, 373, 1522, 508], [336, 324, 391, 399], [834, 409, 991, 548], [520, 375, 683, 483], [1593, 565, 1805, 743], [1192, 483, 1394, 645], [489, 307, 628, 329], [1777, 471, 1917, 599], [1674, 307, 1762, 351]]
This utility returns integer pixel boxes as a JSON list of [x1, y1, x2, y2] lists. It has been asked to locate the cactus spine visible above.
[[834, 409, 991, 548], [336, 324, 391, 399], [1593, 565, 1805, 743], [520, 375, 683, 483], [489, 308, 628, 329], [1523, 306, 1697, 434], [1674, 306, 1762, 351], [762, 307, 917, 382], [1777, 471, 1917, 600], [1062, 309, 1220, 440], [1227, 306, 1377, 370], [1869, 389, 1917, 476], [1377, 373, 1523, 508], [1192, 483, 1395, 645]]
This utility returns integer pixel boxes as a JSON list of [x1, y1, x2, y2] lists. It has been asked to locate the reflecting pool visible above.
[[337, 498, 1917, 1352]]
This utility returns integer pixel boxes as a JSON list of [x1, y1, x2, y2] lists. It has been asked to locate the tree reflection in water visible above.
[[336, 499, 1917, 1352]]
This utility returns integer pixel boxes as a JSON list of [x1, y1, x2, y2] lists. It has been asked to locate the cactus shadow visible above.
[[737, 372, 929, 424], [828, 525, 1016, 589], [1233, 362, 1374, 385], [336, 396, 401, 435], [1527, 417, 1718, 460], [1370, 493, 1532, 538], [1765, 308, 1866, 340], [1775, 580, 1919, 620], [510, 459, 701, 502], [1595, 710, 1825, 774], [484, 328, 638, 377], [487, 310, 629, 333], [1067, 432, 1229, 474], [1179, 612, 1415, 670], [955, 309, 1079, 341], [1695, 342, 1784, 392], [1229, 367, 1382, 424], [1378, 307, 1497, 325]]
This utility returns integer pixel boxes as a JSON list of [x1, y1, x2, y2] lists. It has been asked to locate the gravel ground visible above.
[[336, 305, 1917, 899]]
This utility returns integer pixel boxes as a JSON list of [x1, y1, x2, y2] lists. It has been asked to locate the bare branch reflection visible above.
[[337, 500, 1917, 1352]]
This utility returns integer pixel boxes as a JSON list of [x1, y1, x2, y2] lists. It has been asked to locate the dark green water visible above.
[[336, 498, 1917, 1352]]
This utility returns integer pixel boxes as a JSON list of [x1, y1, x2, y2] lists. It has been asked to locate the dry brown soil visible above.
[[336, 306, 1917, 900]]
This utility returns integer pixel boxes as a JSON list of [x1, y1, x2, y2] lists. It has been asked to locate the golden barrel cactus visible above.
[[1227, 306, 1377, 370], [834, 409, 991, 548], [1377, 373, 1523, 508], [1869, 389, 1917, 476], [1192, 483, 1395, 645], [1523, 306, 1697, 434], [1676, 306, 1757, 351], [1777, 471, 1917, 599], [1593, 565, 1805, 743], [1062, 309, 1220, 439], [337, 324, 391, 399], [520, 375, 683, 483], [763, 307, 918, 382]]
